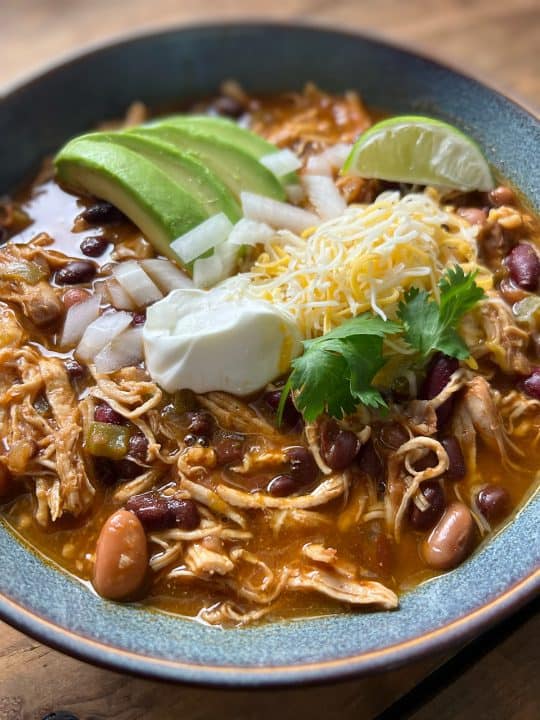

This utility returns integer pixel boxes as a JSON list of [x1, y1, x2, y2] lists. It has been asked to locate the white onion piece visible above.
[[60, 295, 100, 348], [94, 326, 144, 374], [302, 175, 347, 220], [285, 184, 306, 204], [140, 258, 193, 292], [304, 154, 332, 176], [170, 212, 233, 264], [228, 218, 275, 247], [322, 143, 353, 170], [260, 149, 302, 177], [193, 253, 224, 289], [106, 278, 136, 310], [241, 192, 319, 235], [77, 310, 133, 362], [113, 260, 162, 306]]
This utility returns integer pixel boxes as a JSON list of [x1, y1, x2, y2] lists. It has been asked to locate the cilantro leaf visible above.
[[438, 265, 486, 328], [339, 336, 388, 409]]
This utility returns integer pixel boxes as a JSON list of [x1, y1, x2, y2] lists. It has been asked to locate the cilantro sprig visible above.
[[278, 266, 485, 423]]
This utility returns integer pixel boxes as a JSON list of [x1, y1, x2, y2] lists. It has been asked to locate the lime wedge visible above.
[[342, 115, 494, 191]]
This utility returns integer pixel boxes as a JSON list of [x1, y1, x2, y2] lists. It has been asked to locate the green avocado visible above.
[[55, 137, 207, 263], [106, 131, 241, 222], [154, 115, 299, 186], [132, 124, 285, 201]]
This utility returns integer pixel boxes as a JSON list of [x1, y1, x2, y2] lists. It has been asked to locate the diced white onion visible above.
[[170, 212, 233, 264], [322, 143, 353, 170], [60, 295, 100, 347], [260, 149, 302, 177], [241, 192, 319, 235], [113, 260, 162, 306], [140, 258, 193, 292], [304, 154, 332, 176], [94, 326, 144, 374], [285, 184, 306, 204], [106, 278, 136, 310], [302, 175, 347, 220], [193, 253, 224, 289], [76, 310, 133, 362], [228, 218, 275, 247]]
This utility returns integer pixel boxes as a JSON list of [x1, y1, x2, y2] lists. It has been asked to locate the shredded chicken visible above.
[[287, 567, 398, 609]]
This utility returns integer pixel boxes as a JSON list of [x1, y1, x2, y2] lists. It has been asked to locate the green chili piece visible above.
[[86, 421, 130, 459]]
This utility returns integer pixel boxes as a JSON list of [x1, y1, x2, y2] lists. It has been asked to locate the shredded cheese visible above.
[[240, 190, 486, 339]]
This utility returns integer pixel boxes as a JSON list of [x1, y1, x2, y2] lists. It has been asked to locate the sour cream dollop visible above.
[[143, 287, 302, 394]]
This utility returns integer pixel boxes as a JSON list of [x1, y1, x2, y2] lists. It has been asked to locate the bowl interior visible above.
[[0, 23, 539, 686]]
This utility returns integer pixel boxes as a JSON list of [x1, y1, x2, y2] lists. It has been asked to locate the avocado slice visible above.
[[55, 137, 207, 263], [106, 131, 241, 222], [131, 125, 285, 201], [153, 115, 299, 186]]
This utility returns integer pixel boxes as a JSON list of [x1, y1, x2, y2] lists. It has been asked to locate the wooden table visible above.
[[0, 2, 539, 718]]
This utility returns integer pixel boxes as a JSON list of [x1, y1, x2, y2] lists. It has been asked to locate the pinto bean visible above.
[[457, 207, 488, 226], [55, 260, 96, 285], [521, 368, 540, 400], [498, 277, 529, 304], [422, 502, 475, 570], [489, 186, 515, 207], [63, 288, 90, 309], [441, 436, 466, 481], [285, 446, 319, 485], [506, 243, 540, 291], [93, 509, 148, 600], [408, 481, 446, 531], [476, 485, 511, 523], [319, 419, 361, 470]]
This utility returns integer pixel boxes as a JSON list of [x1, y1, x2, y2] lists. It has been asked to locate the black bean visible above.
[[81, 201, 125, 224], [64, 358, 86, 380], [167, 498, 200, 530], [116, 459, 142, 479], [477, 485, 511, 523], [94, 402, 126, 426], [0, 226, 8, 245], [263, 389, 302, 427], [442, 436, 466, 480], [408, 481, 446, 531], [319, 419, 361, 470], [357, 440, 384, 486], [212, 96, 245, 118], [128, 433, 148, 462], [506, 243, 540, 291], [186, 410, 214, 437], [55, 260, 96, 285], [80, 235, 109, 257], [267, 474, 298, 497], [93, 458, 117, 486], [214, 434, 244, 465], [420, 354, 460, 428], [413, 450, 438, 472], [379, 422, 410, 450], [285, 446, 319, 485], [521, 369, 540, 400], [131, 311, 146, 326], [489, 186, 515, 207], [41, 712, 80, 720]]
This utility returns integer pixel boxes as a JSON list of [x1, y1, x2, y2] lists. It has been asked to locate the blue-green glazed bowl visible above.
[[0, 23, 538, 687]]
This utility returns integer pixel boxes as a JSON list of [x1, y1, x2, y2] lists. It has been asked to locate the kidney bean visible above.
[[64, 358, 86, 380], [441, 436, 466, 481], [212, 96, 244, 118], [80, 236, 109, 257], [167, 497, 200, 530], [457, 207, 488, 226], [267, 474, 298, 497], [489, 186, 515, 207], [408, 481, 446, 531], [521, 368, 540, 400], [126, 492, 200, 531], [94, 402, 126, 426], [93, 509, 148, 600], [186, 410, 214, 437], [285, 446, 319, 486], [93, 458, 117, 486], [214, 433, 244, 465], [55, 260, 96, 285], [116, 459, 142, 479], [264, 389, 302, 427], [81, 201, 125, 224], [476, 485, 511, 523], [420, 354, 459, 428], [357, 440, 384, 487], [498, 277, 529, 304], [131, 311, 146, 326], [379, 422, 410, 450], [319, 419, 361, 471], [128, 433, 148, 462], [422, 502, 475, 570], [63, 287, 90, 308], [506, 243, 540, 291]]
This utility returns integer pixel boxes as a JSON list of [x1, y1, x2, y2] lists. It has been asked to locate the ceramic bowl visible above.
[[0, 22, 538, 686]]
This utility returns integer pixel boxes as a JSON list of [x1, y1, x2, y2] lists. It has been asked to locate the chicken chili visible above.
[[0, 84, 539, 626]]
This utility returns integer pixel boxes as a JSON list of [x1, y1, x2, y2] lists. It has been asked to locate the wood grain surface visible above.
[[0, 1, 539, 719]]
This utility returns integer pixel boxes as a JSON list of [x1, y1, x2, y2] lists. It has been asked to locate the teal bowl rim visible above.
[[0, 21, 539, 687]]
